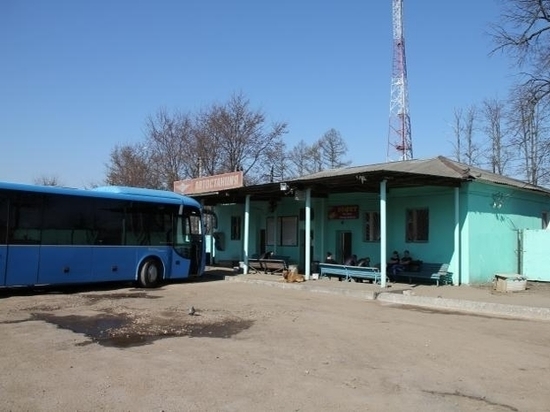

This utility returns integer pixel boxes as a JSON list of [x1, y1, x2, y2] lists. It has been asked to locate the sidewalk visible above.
[[207, 268, 550, 321]]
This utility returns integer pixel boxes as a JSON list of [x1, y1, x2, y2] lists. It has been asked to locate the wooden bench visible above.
[[319, 263, 382, 283], [392, 262, 451, 286], [247, 255, 290, 274]]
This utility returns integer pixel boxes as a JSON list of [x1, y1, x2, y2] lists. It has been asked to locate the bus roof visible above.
[[0, 181, 202, 209]]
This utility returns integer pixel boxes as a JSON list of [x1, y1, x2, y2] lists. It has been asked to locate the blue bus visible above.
[[0, 182, 205, 288]]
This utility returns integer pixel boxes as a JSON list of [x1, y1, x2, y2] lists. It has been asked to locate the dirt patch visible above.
[[1, 279, 549, 411]]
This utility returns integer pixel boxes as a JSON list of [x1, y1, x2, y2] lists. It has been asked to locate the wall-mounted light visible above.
[[280, 182, 288, 191], [294, 190, 305, 201], [491, 192, 506, 209]]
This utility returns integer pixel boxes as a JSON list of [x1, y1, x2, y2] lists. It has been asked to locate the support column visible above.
[[454, 187, 460, 285], [380, 180, 387, 288], [305, 188, 312, 280], [243, 195, 250, 274]]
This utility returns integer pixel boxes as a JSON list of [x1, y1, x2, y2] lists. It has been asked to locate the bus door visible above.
[[170, 212, 191, 279], [171, 206, 204, 278]]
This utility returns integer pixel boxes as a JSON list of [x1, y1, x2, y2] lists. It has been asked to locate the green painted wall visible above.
[[463, 182, 549, 283], [211, 181, 550, 283], [386, 187, 456, 264]]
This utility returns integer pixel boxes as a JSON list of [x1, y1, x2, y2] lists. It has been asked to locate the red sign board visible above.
[[173, 171, 243, 195], [328, 205, 359, 220]]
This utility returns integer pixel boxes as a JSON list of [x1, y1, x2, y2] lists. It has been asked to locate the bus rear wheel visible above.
[[138, 258, 162, 288]]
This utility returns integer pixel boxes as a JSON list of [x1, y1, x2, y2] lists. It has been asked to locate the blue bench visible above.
[[319, 263, 382, 283], [392, 262, 451, 286]]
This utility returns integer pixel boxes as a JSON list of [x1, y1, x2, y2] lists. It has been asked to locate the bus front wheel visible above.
[[138, 258, 162, 288]]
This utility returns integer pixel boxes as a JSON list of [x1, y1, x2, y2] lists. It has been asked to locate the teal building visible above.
[[195, 157, 550, 285]]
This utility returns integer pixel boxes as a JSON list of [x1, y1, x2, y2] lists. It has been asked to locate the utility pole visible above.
[[387, 0, 413, 161]]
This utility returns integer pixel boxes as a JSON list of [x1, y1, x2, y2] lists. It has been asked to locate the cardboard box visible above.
[[494, 274, 527, 292]]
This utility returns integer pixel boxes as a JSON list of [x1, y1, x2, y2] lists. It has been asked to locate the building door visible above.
[[520, 229, 550, 281], [336, 231, 352, 264], [259, 229, 266, 255]]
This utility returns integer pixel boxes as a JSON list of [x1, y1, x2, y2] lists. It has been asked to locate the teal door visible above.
[[521, 229, 550, 281]]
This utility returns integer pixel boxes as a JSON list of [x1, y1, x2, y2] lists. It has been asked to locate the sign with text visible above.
[[328, 205, 359, 220], [173, 171, 243, 195]]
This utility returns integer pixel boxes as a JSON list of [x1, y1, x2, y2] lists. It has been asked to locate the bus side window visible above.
[[12, 229, 41, 244]]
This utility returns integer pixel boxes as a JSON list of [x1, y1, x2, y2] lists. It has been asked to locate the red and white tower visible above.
[[387, 0, 412, 160]]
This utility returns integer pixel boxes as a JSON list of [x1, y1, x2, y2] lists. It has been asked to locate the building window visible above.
[[280, 216, 298, 246], [266, 216, 298, 246], [363, 211, 380, 242], [230, 216, 241, 240], [406, 208, 429, 242], [543, 211, 549, 229]]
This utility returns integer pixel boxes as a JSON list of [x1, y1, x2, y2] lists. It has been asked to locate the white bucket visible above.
[[311, 273, 319, 280]]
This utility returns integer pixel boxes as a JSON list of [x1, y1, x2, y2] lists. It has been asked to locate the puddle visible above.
[[30, 312, 253, 348]]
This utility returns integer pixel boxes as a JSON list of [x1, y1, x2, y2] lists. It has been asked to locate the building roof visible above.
[[193, 156, 550, 205]]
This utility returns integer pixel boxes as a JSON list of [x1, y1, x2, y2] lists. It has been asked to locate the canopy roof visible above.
[[193, 156, 550, 206]]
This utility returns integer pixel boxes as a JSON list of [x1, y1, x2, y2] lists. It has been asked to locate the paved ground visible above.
[[220, 267, 550, 321], [1, 272, 550, 411]]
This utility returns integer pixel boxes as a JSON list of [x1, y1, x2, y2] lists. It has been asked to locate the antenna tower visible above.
[[387, 0, 412, 160]]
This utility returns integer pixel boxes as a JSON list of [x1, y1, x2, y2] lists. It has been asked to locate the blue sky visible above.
[[0, 0, 515, 188]]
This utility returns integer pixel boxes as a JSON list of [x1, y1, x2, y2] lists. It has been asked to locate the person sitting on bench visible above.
[[344, 254, 357, 266], [325, 252, 337, 264], [357, 256, 371, 267], [400, 250, 413, 271], [388, 250, 402, 276]]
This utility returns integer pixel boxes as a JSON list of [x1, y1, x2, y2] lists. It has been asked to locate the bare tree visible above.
[[450, 106, 481, 166], [104, 93, 288, 188], [198, 93, 287, 183], [144, 108, 195, 189], [463, 106, 481, 166], [490, 0, 550, 103], [307, 141, 324, 174], [481, 97, 512, 174], [508, 86, 550, 185], [193, 109, 224, 178], [450, 107, 463, 163], [264, 141, 289, 183], [318, 128, 351, 169], [105, 143, 161, 188], [287, 140, 313, 178], [33, 175, 62, 186]]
